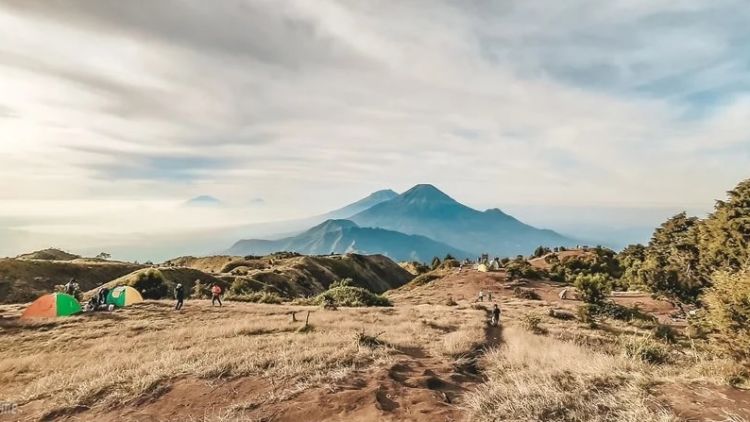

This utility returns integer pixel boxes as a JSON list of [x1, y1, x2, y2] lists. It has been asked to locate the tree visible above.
[[532, 246, 551, 258], [617, 244, 647, 290], [574, 273, 611, 305], [639, 212, 704, 304], [96, 252, 111, 260], [697, 178, 750, 278], [702, 267, 750, 360], [430, 256, 441, 270], [444, 254, 455, 261]]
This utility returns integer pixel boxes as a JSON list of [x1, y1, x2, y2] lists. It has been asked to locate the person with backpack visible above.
[[211, 283, 222, 307], [174, 283, 185, 310]]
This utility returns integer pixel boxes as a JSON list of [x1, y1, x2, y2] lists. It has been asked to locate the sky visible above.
[[1, 0, 748, 260]]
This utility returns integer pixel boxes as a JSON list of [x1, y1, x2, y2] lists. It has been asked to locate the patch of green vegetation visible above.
[[314, 285, 391, 307]]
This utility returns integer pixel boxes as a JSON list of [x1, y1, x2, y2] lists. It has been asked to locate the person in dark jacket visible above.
[[175, 283, 185, 310], [491, 304, 501, 326]]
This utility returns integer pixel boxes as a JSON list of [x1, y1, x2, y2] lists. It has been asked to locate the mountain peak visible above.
[[185, 195, 221, 207], [401, 184, 457, 203], [368, 189, 399, 201]]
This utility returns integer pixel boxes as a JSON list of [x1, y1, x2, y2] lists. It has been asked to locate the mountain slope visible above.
[[349, 184, 575, 256], [228, 219, 470, 262]]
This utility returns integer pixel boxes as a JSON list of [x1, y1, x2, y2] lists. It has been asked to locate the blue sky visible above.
[[0, 0, 748, 259]]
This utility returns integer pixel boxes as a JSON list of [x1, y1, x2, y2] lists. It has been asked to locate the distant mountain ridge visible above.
[[228, 219, 470, 262], [349, 184, 575, 256], [229, 184, 576, 261]]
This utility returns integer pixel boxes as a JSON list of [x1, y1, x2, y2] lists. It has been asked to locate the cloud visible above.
[[0, 0, 748, 258]]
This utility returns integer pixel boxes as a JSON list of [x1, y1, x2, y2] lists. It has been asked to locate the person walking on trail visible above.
[[174, 283, 185, 310], [491, 304, 501, 326], [211, 283, 223, 307], [487, 291, 492, 301], [478, 290, 484, 302]]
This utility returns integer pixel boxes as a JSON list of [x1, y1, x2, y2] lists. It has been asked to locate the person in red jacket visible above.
[[211, 283, 222, 307]]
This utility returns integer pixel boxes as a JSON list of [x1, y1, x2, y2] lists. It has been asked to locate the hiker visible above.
[[175, 283, 185, 310], [478, 290, 484, 302], [487, 291, 492, 301], [211, 283, 222, 307], [64, 278, 76, 295], [491, 304, 501, 326], [97, 286, 109, 307]]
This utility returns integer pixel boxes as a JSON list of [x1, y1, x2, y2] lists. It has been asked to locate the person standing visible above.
[[478, 290, 484, 302], [211, 283, 223, 307], [174, 283, 185, 310], [491, 304, 501, 326]]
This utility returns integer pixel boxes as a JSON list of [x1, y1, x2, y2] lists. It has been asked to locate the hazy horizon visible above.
[[1, 1, 747, 260]]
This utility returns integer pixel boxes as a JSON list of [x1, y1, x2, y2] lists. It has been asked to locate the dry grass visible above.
[[465, 325, 676, 422], [0, 300, 485, 419]]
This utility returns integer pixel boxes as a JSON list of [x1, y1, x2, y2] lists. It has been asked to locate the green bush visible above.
[[191, 280, 210, 299], [225, 291, 283, 304], [506, 258, 546, 280], [521, 313, 546, 334], [314, 286, 391, 307], [702, 267, 750, 360], [128, 269, 167, 299], [330, 278, 354, 289], [573, 273, 611, 305], [623, 336, 670, 364], [576, 305, 597, 327]]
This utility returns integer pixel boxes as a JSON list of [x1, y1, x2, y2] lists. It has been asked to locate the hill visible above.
[[350, 184, 576, 257], [172, 252, 414, 298], [0, 258, 145, 303], [228, 219, 471, 261], [15, 248, 81, 261]]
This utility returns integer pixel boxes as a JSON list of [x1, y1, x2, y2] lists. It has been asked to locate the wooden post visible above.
[[291, 311, 297, 322]]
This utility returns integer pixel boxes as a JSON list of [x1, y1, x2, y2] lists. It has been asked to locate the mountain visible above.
[[349, 184, 576, 257], [320, 189, 398, 220], [185, 195, 222, 207], [228, 219, 470, 262]]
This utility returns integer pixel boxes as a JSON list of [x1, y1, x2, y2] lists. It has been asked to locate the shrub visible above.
[[652, 324, 678, 344], [520, 313, 545, 334], [573, 273, 611, 305], [314, 286, 391, 307], [622, 336, 669, 364], [191, 280, 210, 299], [445, 296, 458, 306], [128, 269, 167, 299], [577, 305, 596, 326], [702, 267, 750, 360], [330, 278, 354, 289], [513, 287, 541, 300], [225, 291, 283, 304]]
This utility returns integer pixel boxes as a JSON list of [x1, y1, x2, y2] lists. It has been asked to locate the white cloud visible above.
[[0, 0, 748, 258]]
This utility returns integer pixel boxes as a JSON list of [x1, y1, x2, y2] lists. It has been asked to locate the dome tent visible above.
[[106, 286, 144, 308], [21, 293, 81, 319]]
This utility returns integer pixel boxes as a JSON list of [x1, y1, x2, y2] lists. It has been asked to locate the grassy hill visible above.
[[15, 248, 81, 261], [171, 252, 414, 299], [0, 258, 144, 303]]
